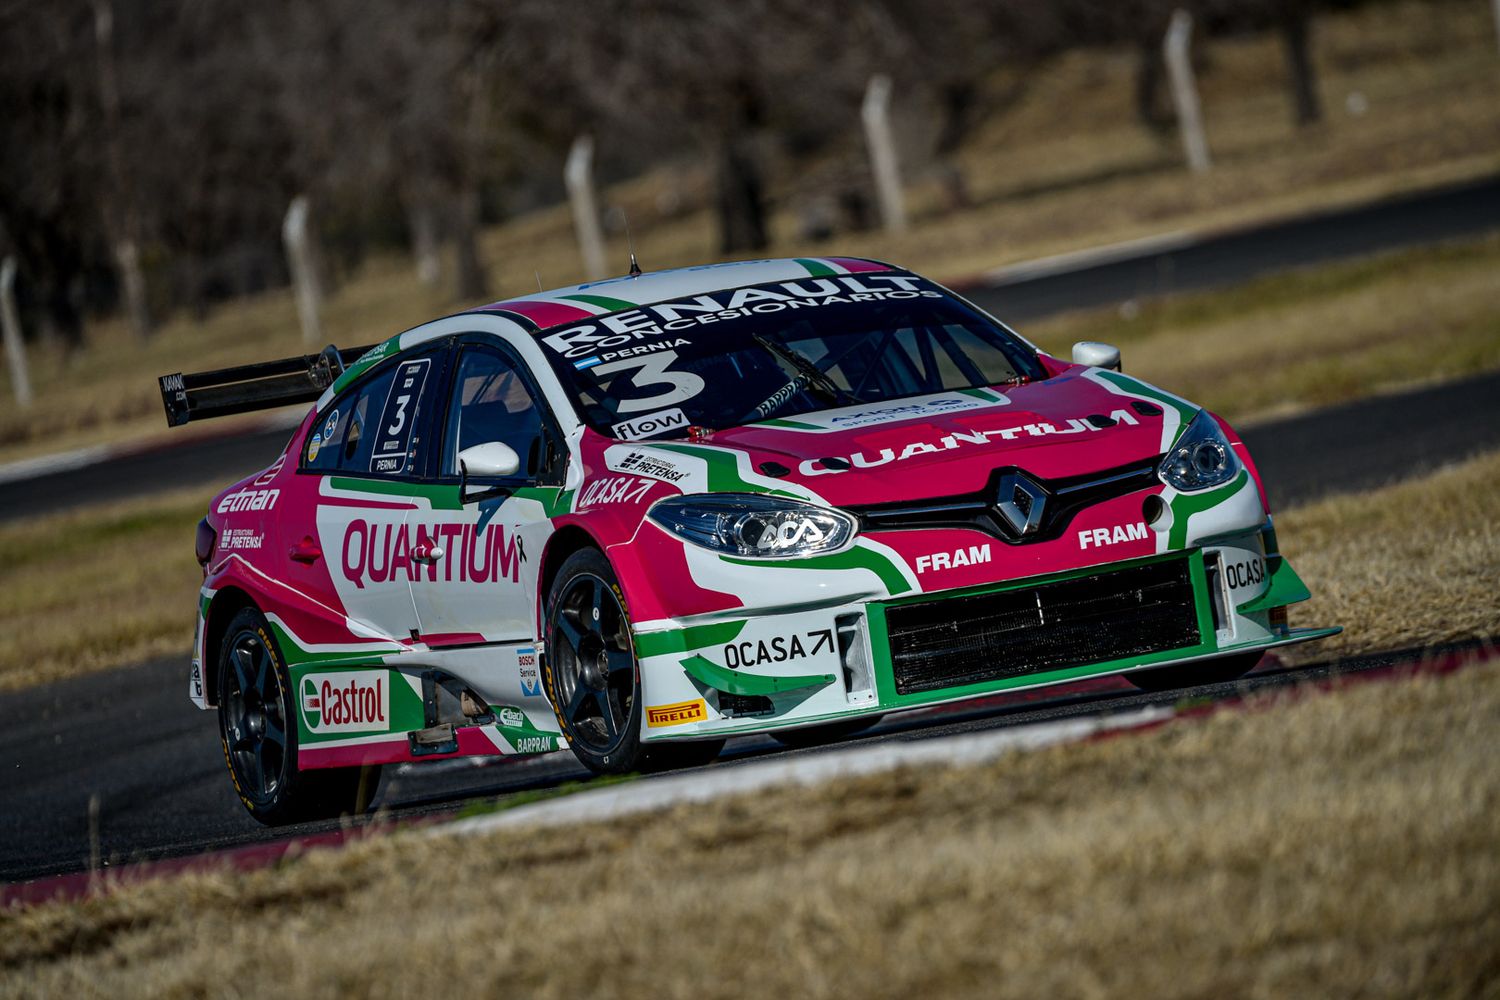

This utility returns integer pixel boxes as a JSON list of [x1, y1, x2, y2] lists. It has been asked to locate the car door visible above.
[[408, 338, 565, 646], [299, 346, 445, 643]]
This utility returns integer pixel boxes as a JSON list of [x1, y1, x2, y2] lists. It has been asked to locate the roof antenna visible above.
[[624, 213, 642, 277], [534, 270, 544, 293]]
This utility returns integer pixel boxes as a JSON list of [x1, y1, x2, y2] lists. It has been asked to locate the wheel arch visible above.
[[202, 586, 260, 707], [537, 524, 604, 626]]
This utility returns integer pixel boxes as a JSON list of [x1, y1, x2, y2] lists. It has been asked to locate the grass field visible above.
[[0, 490, 204, 692], [1021, 233, 1500, 422], [4, 628, 1496, 996], [0, 0, 1496, 466]]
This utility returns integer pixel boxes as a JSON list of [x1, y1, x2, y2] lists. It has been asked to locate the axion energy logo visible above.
[[300, 670, 390, 734]]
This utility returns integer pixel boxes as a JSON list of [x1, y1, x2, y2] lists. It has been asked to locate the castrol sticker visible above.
[[300, 670, 390, 734]]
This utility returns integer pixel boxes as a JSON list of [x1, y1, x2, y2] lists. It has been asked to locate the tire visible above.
[[217, 607, 381, 825], [770, 715, 885, 748], [1124, 651, 1264, 693], [543, 549, 723, 775]]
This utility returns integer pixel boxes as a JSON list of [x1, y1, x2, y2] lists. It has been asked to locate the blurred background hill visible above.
[[0, 0, 1496, 462]]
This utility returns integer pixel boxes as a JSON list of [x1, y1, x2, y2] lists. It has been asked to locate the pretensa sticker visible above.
[[307, 433, 322, 462], [323, 409, 340, 440]]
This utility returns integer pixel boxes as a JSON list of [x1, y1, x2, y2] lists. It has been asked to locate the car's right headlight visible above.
[[1158, 409, 1241, 492], [647, 494, 856, 558]]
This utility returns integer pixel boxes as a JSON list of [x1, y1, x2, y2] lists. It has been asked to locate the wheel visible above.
[[217, 607, 381, 825], [1124, 651, 1264, 693], [770, 715, 885, 748], [543, 549, 723, 774]]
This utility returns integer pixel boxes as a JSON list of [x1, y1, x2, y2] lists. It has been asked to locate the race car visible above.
[[160, 256, 1339, 824]]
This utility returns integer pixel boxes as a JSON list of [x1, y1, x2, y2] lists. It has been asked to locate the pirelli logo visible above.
[[646, 699, 707, 728]]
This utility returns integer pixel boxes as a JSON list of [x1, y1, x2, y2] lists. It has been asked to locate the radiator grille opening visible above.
[[884, 558, 1201, 695]]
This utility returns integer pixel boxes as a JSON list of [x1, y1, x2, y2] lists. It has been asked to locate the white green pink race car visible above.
[[159, 256, 1338, 824]]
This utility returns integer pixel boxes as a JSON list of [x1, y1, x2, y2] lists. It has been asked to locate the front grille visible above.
[[884, 558, 1200, 695], [848, 458, 1161, 545]]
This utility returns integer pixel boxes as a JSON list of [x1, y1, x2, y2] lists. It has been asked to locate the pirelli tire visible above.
[[1124, 650, 1264, 693], [217, 607, 381, 825], [543, 548, 723, 775]]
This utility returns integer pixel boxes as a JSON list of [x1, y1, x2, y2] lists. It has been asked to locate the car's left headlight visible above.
[[1158, 409, 1241, 492], [648, 494, 856, 558]]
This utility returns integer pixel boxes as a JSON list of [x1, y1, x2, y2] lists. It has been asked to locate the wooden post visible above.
[[1163, 9, 1212, 173], [565, 135, 607, 281], [861, 75, 908, 233], [0, 257, 33, 409], [408, 202, 441, 287], [281, 196, 324, 347]]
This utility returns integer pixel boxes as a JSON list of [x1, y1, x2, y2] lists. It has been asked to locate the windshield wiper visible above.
[[753, 334, 862, 407]]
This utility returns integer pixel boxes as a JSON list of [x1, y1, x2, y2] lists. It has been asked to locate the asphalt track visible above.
[[0, 173, 1496, 524], [3, 380, 1499, 883], [960, 173, 1500, 322]]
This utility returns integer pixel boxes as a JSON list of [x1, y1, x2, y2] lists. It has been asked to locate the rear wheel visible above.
[[544, 549, 723, 774], [217, 607, 380, 825], [1124, 651, 1264, 693]]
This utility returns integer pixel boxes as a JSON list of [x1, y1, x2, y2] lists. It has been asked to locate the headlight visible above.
[[648, 494, 856, 558], [1158, 409, 1241, 492]]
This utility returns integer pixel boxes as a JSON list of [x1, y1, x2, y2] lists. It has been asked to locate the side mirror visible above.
[[457, 441, 520, 504], [1072, 341, 1122, 371]]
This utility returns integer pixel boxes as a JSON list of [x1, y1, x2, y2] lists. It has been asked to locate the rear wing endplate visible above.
[[158, 343, 374, 427]]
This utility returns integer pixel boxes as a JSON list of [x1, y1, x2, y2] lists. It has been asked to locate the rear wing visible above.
[[158, 343, 374, 427]]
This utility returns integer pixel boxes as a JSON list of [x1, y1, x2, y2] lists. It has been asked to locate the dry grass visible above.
[[0, 489, 206, 692], [4, 635, 1498, 996], [1, 0, 1496, 465], [1278, 448, 1500, 662], [1023, 234, 1500, 423]]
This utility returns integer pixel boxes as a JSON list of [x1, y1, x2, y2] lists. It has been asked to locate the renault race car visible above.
[[160, 256, 1339, 824]]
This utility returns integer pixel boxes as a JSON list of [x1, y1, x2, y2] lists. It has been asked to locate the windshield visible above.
[[534, 274, 1045, 439]]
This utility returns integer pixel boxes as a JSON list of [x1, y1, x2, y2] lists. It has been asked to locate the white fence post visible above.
[[1164, 9, 1212, 174], [281, 196, 324, 347], [861, 74, 908, 234], [0, 257, 33, 409], [565, 135, 608, 281]]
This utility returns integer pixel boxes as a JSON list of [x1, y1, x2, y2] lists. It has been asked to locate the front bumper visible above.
[[634, 538, 1339, 741]]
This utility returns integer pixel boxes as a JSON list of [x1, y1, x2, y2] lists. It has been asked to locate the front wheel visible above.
[[1124, 651, 1264, 693], [217, 607, 380, 825], [543, 549, 723, 775]]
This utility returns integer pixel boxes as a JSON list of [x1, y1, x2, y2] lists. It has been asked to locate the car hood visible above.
[[677, 371, 1180, 507]]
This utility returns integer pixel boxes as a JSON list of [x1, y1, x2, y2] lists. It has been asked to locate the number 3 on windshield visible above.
[[595, 351, 706, 414], [386, 395, 410, 435]]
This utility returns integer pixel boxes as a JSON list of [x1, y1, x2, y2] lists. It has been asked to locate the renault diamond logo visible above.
[[995, 473, 1046, 536]]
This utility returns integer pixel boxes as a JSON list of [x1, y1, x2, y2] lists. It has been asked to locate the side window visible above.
[[443, 348, 546, 479], [304, 354, 436, 476]]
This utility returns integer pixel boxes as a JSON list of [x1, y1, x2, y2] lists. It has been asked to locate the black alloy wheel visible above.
[[550, 569, 637, 758], [216, 606, 379, 825], [222, 624, 289, 805], [544, 549, 723, 774]]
